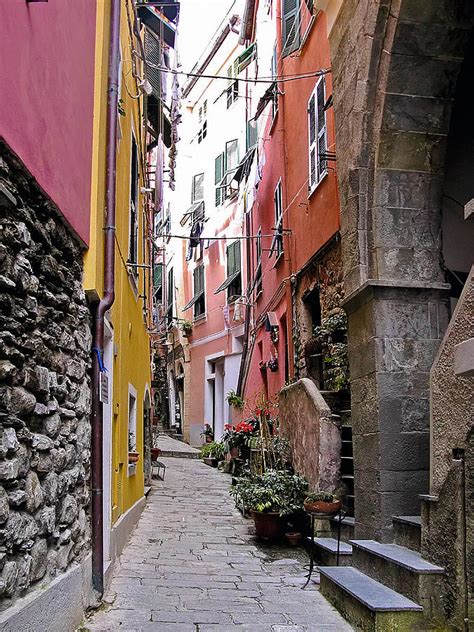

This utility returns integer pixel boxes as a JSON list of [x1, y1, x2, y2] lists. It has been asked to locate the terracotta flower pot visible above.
[[150, 447, 161, 460], [285, 532, 302, 547], [250, 510, 284, 541], [128, 452, 140, 463], [303, 499, 342, 515]]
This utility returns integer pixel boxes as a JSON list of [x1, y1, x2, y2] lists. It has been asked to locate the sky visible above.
[[177, 0, 241, 71]]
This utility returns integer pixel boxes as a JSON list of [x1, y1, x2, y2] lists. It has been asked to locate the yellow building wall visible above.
[[85, 0, 151, 527]]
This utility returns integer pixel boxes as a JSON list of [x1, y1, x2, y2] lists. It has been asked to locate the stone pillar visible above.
[[327, 0, 468, 540], [346, 283, 449, 540]]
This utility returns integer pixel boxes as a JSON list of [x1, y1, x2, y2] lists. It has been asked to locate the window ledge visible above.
[[308, 170, 328, 199], [193, 314, 207, 324]]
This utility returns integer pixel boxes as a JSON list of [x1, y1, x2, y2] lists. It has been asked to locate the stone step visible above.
[[350, 539, 444, 616], [329, 515, 355, 543], [319, 566, 424, 632], [393, 515, 421, 552], [307, 537, 352, 566]]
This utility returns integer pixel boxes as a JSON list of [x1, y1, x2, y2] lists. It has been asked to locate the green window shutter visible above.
[[215, 153, 224, 184], [153, 263, 162, 289], [194, 265, 204, 296], [238, 43, 257, 73], [282, 0, 300, 56], [227, 241, 241, 276]]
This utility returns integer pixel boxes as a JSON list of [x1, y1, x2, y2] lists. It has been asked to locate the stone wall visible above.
[[279, 378, 340, 491], [423, 266, 474, 627], [0, 142, 91, 609], [293, 239, 344, 380]]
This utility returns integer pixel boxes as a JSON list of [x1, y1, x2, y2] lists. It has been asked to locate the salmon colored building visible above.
[[241, 1, 343, 404]]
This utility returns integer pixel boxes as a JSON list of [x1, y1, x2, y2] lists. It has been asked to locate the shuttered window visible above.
[[215, 153, 225, 206], [167, 267, 174, 325], [282, 0, 300, 56], [183, 264, 205, 317], [214, 241, 242, 302], [129, 135, 139, 278], [308, 76, 328, 193], [192, 173, 204, 202], [225, 139, 239, 172], [255, 228, 262, 296], [227, 59, 239, 108], [270, 180, 284, 258]]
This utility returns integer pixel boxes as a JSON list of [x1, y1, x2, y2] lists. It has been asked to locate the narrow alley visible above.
[[83, 455, 352, 631]]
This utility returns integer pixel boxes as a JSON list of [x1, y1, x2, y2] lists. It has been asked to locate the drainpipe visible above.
[[91, 0, 121, 597]]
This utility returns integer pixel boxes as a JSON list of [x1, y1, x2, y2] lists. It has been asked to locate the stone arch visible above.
[[329, 0, 474, 540]]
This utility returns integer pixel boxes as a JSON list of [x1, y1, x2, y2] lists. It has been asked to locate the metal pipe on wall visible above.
[[91, 0, 121, 596]]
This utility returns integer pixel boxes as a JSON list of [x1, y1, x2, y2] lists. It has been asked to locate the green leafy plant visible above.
[[230, 469, 308, 516], [180, 319, 193, 335], [226, 389, 245, 410], [200, 441, 225, 460], [313, 309, 349, 391], [305, 490, 340, 503]]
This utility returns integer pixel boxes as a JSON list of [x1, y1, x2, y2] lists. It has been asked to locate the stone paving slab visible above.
[[156, 435, 201, 458], [81, 458, 352, 631]]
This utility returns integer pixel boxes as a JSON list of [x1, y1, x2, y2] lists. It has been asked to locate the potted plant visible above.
[[201, 423, 214, 443], [150, 446, 161, 460], [128, 432, 139, 463], [180, 319, 193, 338], [304, 490, 342, 515], [230, 470, 308, 541], [285, 532, 302, 547], [226, 389, 245, 410], [128, 451, 139, 463], [201, 441, 225, 467]]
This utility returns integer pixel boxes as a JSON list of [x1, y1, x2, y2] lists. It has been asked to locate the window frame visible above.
[[270, 179, 284, 260], [193, 264, 205, 319], [226, 240, 242, 303], [167, 267, 174, 326], [282, 0, 301, 57], [198, 99, 208, 144], [226, 59, 239, 108], [308, 75, 328, 195], [215, 153, 225, 206], [192, 172, 205, 203]]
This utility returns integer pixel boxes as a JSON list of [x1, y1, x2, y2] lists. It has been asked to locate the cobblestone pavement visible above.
[[82, 457, 352, 631], [156, 435, 200, 455]]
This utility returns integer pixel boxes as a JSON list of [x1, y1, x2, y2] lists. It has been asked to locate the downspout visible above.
[[91, 0, 121, 597]]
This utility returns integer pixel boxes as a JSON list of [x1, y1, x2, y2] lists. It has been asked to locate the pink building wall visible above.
[[0, 0, 97, 245]]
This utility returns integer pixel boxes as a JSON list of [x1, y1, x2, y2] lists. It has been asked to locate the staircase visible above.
[[316, 514, 445, 630]]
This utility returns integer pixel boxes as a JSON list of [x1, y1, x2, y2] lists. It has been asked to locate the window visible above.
[[215, 153, 225, 206], [129, 135, 139, 276], [214, 241, 242, 302], [238, 43, 257, 73], [167, 267, 174, 325], [255, 228, 262, 296], [270, 180, 283, 258], [192, 173, 204, 202], [198, 100, 207, 143], [225, 139, 239, 172], [308, 76, 328, 193], [226, 59, 239, 108], [153, 260, 163, 303], [246, 119, 258, 151], [282, 0, 300, 56], [128, 388, 137, 452], [183, 265, 205, 318]]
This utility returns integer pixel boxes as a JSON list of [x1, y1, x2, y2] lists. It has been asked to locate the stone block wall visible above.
[[279, 378, 341, 492], [0, 142, 91, 609]]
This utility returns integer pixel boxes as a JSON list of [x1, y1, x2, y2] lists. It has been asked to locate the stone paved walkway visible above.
[[156, 435, 201, 457], [82, 458, 352, 631]]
